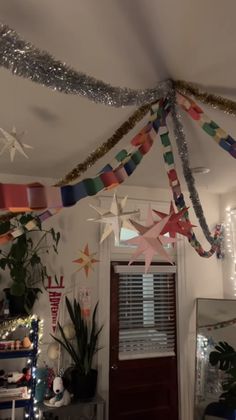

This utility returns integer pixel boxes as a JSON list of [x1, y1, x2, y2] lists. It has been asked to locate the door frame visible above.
[[97, 234, 190, 420]]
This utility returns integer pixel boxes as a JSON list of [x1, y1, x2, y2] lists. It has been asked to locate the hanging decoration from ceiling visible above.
[[177, 92, 236, 159], [0, 127, 33, 162], [154, 202, 195, 240], [169, 94, 215, 245], [175, 80, 236, 116], [56, 104, 152, 186], [127, 208, 176, 273], [0, 100, 224, 258], [73, 244, 99, 278], [0, 106, 157, 211], [88, 193, 139, 244], [0, 23, 171, 107], [157, 102, 222, 257]]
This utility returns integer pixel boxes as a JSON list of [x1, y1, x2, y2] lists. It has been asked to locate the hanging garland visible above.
[[56, 103, 152, 186], [169, 92, 215, 245], [177, 92, 236, 159], [155, 101, 221, 257], [175, 80, 236, 116], [0, 112, 157, 211], [0, 22, 171, 107]]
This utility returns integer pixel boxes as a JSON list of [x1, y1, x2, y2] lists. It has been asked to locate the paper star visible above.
[[88, 194, 139, 244], [73, 244, 99, 278], [153, 202, 196, 239], [0, 127, 33, 162], [127, 209, 176, 273]]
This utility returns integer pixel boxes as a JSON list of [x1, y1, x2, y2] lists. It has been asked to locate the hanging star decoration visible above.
[[126, 207, 176, 273], [73, 244, 99, 278], [88, 193, 139, 244], [153, 202, 196, 240], [0, 127, 33, 162]]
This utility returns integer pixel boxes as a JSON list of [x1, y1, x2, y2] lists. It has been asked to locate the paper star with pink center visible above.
[[73, 244, 99, 278], [126, 207, 176, 273]]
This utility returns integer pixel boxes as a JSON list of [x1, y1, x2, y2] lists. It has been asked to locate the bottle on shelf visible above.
[[2, 299, 9, 319]]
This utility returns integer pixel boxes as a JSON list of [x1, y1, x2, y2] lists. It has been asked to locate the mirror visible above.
[[195, 298, 236, 419]]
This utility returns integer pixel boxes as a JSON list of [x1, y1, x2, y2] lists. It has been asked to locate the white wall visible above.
[[0, 174, 223, 420], [219, 191, 236, 298]]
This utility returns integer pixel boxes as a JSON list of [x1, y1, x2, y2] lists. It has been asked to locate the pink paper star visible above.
[[153, 202, 196, 239], [127, 208, 176, 273]]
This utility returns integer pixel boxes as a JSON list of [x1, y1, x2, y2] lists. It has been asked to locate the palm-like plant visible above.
[[210, 341, 236, 407], [51, 297, 103, 376]]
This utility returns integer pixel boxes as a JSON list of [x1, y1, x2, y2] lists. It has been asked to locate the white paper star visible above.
[[0, 127, 33, 162], [88, 194, 140, 244]]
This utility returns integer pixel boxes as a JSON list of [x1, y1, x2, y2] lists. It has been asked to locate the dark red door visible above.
[[109, 262, 178, 420]]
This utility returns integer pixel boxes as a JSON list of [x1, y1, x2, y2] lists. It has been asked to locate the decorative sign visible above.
[[46, 276, 65, 333]]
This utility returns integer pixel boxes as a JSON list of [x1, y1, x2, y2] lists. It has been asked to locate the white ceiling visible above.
[[0, 0, 236, 193]]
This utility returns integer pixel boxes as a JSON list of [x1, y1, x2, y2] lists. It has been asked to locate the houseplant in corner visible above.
[[0, 213, 60, 315], [51, 297, 103, 400], [209, 341, 236, 407]]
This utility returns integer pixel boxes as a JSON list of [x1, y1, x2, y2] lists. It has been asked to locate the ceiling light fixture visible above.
[[191, 166, 211, 174]]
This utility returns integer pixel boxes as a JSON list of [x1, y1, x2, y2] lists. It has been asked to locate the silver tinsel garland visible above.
[[170, 93, 214, 245], [0, 23, 172, 107]]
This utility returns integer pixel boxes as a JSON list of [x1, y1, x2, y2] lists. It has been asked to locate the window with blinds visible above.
[[115, 265, 176, 360]]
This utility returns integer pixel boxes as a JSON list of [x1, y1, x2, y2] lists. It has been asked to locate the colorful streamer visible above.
[[155, 100, 222, 257], [0, 111, 159, 212], [177, 92, 236, 159]]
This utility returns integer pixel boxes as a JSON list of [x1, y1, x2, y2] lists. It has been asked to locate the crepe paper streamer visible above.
[[176, 92, 236, 159], [0, 106, 163, 212], [156, 102, 222, 258], [46, 276, 65, 333]]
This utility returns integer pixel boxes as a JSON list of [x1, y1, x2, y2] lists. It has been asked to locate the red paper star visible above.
[[153, 202, 196, 239], [73, 244, 99, 278]]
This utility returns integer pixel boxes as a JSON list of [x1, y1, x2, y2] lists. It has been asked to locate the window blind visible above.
[[116, 268, 176, 360]]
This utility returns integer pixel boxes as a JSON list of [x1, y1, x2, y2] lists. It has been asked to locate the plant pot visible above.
[[4, 288, 40, 316], [64, 368, 97, 400]]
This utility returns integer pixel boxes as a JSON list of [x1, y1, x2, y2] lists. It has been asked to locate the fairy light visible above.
[[225, 207, 236, 295]]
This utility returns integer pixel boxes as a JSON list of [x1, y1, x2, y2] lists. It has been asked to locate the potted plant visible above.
[[209, 341, 236, 407], [51, 297, 103, 400], [0, 213, 60, 315]]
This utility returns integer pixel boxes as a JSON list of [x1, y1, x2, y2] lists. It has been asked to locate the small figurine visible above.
[[22, 336, 32, 349], [49, 376, 71, 407], [17, 367, 31, 386]]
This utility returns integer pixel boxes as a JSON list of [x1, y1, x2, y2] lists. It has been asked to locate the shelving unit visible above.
[[0, 316, 41, 419]]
